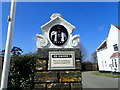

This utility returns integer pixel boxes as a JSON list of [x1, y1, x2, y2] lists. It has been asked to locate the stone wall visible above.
[[34, 49, 82, 90]]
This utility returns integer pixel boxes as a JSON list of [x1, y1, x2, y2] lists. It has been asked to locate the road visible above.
[[82, 71, 119, 90]]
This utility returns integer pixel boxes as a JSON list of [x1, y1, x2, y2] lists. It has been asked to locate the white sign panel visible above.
[[48, 51, 75, 70]]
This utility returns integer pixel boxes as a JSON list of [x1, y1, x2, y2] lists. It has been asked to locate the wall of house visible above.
[[116, 58, 119, 72], [118, 28, 120, 52], [118, 57, 120, 72], [111, 58, 119, 72], [117, 27, 120, 72], [97, 48, 108, 71], [106, 25, 119, 71], [107, 25, 119, 53], [97, 24, 120, 72]]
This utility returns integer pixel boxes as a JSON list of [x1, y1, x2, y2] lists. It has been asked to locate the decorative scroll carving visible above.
[[36, 34, 48, 47], [70, 35, 80, 47]]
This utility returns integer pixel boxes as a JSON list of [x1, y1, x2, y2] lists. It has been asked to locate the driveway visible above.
[[82, 71, 119, 90]]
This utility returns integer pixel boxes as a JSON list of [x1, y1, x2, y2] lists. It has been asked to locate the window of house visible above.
[[115, 59, 117, 67], [119, 59, 120, 64], [113, 44, 118, 51], [102, 61, 104, 67], [112, 59, 114, 67], [105, 61, 107, 67]]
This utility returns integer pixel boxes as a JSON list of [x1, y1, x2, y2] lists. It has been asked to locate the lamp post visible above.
[[1, 0, 16, 89]]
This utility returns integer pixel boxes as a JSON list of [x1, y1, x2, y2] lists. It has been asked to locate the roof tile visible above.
[[110, 52, 120, 58], [116, 26, 120, 30], [97, 41, 107, 51]]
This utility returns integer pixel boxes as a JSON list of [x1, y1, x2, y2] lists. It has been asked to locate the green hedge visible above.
[[8, 53, 38, 89]]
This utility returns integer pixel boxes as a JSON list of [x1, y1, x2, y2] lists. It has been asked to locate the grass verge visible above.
[[92, 72, 120, 78]]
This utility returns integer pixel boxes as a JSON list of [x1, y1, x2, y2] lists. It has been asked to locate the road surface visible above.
[[82, 71, 119, 90]]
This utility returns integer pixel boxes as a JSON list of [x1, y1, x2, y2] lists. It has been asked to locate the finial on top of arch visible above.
[[50, 13, 64, 19]]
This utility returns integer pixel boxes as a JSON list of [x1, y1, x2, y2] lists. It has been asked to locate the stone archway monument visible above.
[[35, 13, 82, 90]]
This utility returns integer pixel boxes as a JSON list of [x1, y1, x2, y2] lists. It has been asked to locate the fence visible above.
[[82, 63, 98, 71]]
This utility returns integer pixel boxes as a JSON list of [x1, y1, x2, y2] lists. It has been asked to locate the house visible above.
[[0, 56, 2, 76], [96, 24, 120, 73]]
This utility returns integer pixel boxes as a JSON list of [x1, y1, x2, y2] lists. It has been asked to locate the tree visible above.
[[80, 43, 88, 62], [0, 49, 5, 57], [0, 47, 38, 89], [0, 49, 5, 62], [0, 46, 23, 68], [91, 51, 98, 63], [0, 46, 23, 57], [11, 46, 23, 55]]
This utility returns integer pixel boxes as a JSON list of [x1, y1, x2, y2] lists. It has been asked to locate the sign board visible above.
[[48, 51, 75, 70], [49, 25, 68, 46]]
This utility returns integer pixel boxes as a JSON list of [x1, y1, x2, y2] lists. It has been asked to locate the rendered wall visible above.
[[97, 25, 120, 72]]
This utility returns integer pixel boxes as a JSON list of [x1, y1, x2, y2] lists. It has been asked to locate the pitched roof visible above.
[[116, 26, 120, 30], [97, 40, 107, 51], [110, 52, 120, 58], [97, 25, 120, 51], [41, 14, 75, 32]]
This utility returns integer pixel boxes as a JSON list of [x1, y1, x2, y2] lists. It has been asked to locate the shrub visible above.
[[8, 53, 38, 89]]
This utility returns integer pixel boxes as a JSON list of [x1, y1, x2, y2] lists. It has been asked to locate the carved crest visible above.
[[36, 13, 80, 49]]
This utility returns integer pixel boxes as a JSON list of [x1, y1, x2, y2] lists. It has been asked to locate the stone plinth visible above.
[[60, 71, 81, 82], [34, 49, 82, 90]]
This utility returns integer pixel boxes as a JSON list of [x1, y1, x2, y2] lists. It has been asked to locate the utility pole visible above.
[[1, 0, 16, 89]]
